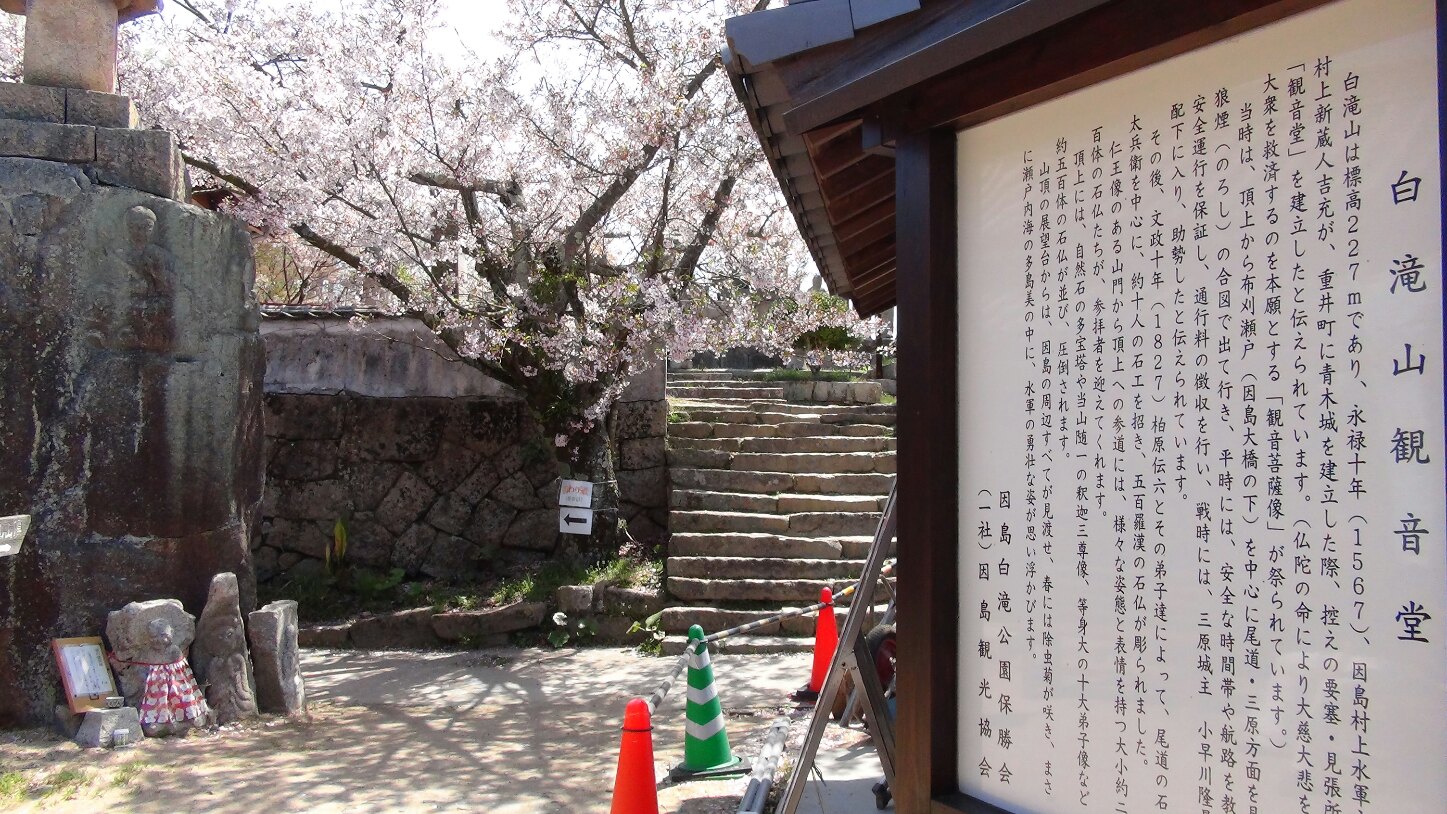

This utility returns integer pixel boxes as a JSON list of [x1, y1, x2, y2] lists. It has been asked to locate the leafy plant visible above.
[[547, 611, 598, 648], [325, 517, 349, 577], [628, 609, 668, 655], [667, 408, 691, 423], [349, 567, 405, 601]]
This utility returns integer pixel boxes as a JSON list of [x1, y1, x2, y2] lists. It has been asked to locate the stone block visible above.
[[269, 439, 339, 482], [426, 493, 474, 536], [620, 437, 665, 470], [93, 127, 186, 199], [0, 82, 65, 123], [298, 624, 352, 648], [54, 704, 82, 738], [265, 394, 342, 440], [454, 464, 502, 507], [75, 707, 143, 749], [65, 89, 138, 129], [248, 601, 306, 716], [421, 535, 478, 581], [274, 480, 349, 522], [375, 471, 438, 535], [392, 523, 437, 574], [345, 462, 404, 511], [339, 512, 394, 567], [462, 499, 515, 548], [599, 586, 665, 618], [0, 118, 95, 162], [616, 400, 666, 440], [618, 466, 668, 510], [349, 607, 438, 650], [492, 472, 543, 510], [341, 397, 446, 462], [851, 382, 883, 404], [503, 509, 558, 552], [430, 602, 546, 642], [417, 441, 483, 494], [556, 584, 594, 613]]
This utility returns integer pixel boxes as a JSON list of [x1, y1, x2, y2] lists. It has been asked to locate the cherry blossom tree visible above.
[[1, 0, 886, 550]]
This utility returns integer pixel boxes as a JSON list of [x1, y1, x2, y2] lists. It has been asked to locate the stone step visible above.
[[681, 409, 826, 425], [675, 400, 887, 415], [658, 603, 891, 637], [668, 421, 892, 440], [667, 386, 785, 399], [668, 532, 891, 560], [670, 468, 895, 496], [670, 510, 883, 537], [668, 448, 895, 475], [667, 576, 851, 603], [661, 634, 812, 655], [672, 435, 896, 454], [822, 410, 896, 427], [668, 556, 865, 580], [670, 489, 888, 514], [669, 532, 859, 559], [683, 407, 895, 425]]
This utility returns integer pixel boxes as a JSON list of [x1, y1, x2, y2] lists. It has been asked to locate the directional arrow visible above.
[[559, 507, 594, 535]]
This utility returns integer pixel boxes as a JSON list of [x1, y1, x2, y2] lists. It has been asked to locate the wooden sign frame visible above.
[[52, 637, 119, 714]]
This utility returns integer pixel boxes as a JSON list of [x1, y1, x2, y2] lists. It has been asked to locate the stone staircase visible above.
[[660, 369, 896, 654]]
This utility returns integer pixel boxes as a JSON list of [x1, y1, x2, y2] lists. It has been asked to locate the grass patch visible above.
[[42, 768, 88, 799], [0, 771, 27, 799], [667, 408, 691, 423], [880, 392, 897, 405], [110, 760, 150, 788]]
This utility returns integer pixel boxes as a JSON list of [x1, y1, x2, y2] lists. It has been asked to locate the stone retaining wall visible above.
[[781, 379, 884, 404], [258, 394, 560, 583]]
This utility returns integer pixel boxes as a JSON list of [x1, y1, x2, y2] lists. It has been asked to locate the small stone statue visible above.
[[106, 599, 210, 736], [192, 573, 258, 725]]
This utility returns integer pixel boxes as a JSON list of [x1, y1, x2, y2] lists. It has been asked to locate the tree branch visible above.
[[673, 175, 736, 286]]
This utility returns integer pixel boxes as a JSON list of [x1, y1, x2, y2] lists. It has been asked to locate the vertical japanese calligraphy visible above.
[[955, 1, 1446, 813]]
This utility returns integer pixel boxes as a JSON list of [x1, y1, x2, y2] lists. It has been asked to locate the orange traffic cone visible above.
[[610, 698, 659, 814], [791, 587, 839, 703]]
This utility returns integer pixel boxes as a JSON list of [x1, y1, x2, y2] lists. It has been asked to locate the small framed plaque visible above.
[[52, 637, 119, 714]]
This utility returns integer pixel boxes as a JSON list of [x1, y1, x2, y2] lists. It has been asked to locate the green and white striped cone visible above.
[[670, 625, 750, 780]]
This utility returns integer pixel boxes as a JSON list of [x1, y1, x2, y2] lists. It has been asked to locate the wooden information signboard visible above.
[[955, 1, 1446, 811]]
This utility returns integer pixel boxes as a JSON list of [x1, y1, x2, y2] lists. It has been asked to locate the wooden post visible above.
[[893, 127, 961, 813]]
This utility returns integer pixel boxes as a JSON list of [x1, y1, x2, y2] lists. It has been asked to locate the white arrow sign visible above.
[[559, 507, 594, 535], [0, 514, 30, 558]]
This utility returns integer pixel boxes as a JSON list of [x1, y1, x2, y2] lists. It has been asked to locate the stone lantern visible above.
[[0, 0, 163, 92]]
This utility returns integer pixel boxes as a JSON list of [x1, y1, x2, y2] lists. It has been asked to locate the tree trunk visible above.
[[559, 421, 624, 561]]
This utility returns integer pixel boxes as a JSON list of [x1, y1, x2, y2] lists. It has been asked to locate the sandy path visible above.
[[0, 647, 817, 813]]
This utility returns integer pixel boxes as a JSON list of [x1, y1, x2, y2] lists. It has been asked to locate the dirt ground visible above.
[[0, 647, 873, 813]]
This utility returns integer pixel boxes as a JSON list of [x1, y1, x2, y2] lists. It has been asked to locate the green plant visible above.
[[42, 768, 87, 800], [349, 567, 405, 600], [667, 408, 691, 423], [628, 609, 668, 655], [110, 761, 150, 788], [0, 771, 26, 799], [325, 518, 349, 577], [547, 611, 598, 648]]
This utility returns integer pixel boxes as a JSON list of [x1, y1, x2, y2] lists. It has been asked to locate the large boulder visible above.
[[0, 154, 264, 726]]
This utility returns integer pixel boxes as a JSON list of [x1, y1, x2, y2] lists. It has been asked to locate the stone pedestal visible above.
[[0, 81, 264, 726], [75, 706, 142, 748], [0, 1, 164, 93]]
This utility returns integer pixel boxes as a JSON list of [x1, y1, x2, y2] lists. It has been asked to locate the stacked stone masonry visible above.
[[257, 322, 670, 583], [0, 83, 186, 200]]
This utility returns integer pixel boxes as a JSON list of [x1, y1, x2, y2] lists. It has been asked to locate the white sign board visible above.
[[955, 1, 1446, 812], [559, 507, 594, 535], [559, 479, 594, 509], [0, 514, 30, 557]]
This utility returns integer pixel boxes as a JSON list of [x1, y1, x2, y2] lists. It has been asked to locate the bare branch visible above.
[[674, 175, 737, 285]]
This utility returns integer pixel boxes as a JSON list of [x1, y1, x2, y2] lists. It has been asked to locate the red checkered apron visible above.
[[136, 659, 209, 727]]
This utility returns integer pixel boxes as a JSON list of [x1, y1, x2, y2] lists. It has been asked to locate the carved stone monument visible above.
[[191, 573, 258, 724], [0, 0, 265, 726], [0, 0, 162, 93], [248, 600, 306, 716]]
